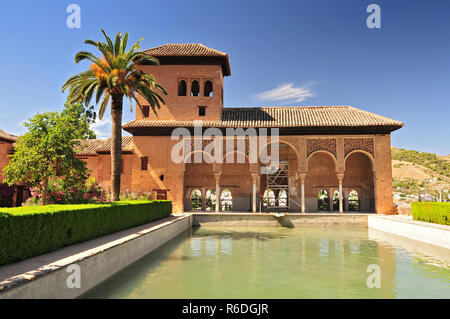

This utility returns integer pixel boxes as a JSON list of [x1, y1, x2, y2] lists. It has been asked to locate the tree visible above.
[[3, 104, 95, 205], [62, 29, 166, 201]]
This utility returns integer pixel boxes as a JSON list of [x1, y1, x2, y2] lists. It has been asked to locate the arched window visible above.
[[263, 189, 276, 208], [348, 190, 360, 211], [204, 80, 213, 97], [205, 189, 216, 211], [178, 80, 187, 96], [278, 189, 288, 207], [191, 80, 200, 96], [220, 189, 233, 211], [318, 189, 330, 211], [191, 189, 202, 211]]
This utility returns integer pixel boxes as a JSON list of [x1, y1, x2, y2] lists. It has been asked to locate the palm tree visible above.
[[63, 29, 166, 201]]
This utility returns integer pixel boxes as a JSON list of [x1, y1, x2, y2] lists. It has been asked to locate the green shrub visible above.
[[0, 200, 171, 266], [411, 202, 450, 225]]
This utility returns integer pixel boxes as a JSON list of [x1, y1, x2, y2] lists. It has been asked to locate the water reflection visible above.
[[190, 237, 202, 257], [81, 226, 450, 299], [205, 237, 217, 256], [220, 238, 232, 255]]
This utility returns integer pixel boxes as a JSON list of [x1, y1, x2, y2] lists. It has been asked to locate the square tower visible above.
[[136, 43, 231, 121]]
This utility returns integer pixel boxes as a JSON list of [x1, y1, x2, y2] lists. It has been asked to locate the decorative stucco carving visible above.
[[306, 138, 337, 158], [222, 138, 250, 157], [184, 137, 250, 159], [344, 137, 374, 158]]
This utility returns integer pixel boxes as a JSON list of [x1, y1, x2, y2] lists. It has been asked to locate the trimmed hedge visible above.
[[0, 200, 171, 266], [411, 202, 450, 225]]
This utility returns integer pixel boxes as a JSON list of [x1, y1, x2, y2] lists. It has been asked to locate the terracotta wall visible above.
[[82, 133, 395, 214], [136, 64, 224, 121], [0, 141, 13, 182], [373, 134, 394, 214], [0, 141, 31, 207], [81, 154, 134, 194], [130, 136, 185, 212]]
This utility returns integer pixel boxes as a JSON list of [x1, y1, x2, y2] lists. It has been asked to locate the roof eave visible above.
[[123, 124, 404, 136]]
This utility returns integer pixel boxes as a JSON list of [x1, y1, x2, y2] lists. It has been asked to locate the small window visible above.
[[191, 80, 200, 96], [159, 174, 164, 181], [204, 80, 213, 97], [142, 106, 150, 118], [141, 157, 148, 170], [178, 80, 187, 96], [198, 106, 206, 116]]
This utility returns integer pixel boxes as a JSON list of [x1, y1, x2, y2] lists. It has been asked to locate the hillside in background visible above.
[[391, 147, 449, 202]]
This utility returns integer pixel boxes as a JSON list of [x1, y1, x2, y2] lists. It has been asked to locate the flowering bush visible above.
[[84, 178, 108, 203], [23, 176, 109, 206], [0, 184, 15, 207]]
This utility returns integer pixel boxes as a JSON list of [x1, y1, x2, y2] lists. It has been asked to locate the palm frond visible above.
[[99, 92, 110, 120], [101, 29, 114, 51], [120, 32, 129, 55], [95, 83, 107, 104], [63, 29, 167, 121], [114, 32, 122, 57], [83, 81, 99, 106]]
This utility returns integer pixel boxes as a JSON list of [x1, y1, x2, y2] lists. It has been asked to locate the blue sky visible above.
[[0, 0, 449, 154]]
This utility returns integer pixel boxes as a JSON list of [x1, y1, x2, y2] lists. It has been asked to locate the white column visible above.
[[300, 174, 306, 213], [252, 182, 257, 213], [329, 188, 333, 212], [215, 174, 220, 212], [251, 174, 258, 213], [337, 173, 344, 214]]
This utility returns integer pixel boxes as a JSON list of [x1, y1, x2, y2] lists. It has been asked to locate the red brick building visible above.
[[76, 44, 404, 214], [0, 129, 29, 206]]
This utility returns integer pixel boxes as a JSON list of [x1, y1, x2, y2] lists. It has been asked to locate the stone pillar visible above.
[[251, 174, 258, 213], [300, 173, 306, 213], [214, 173, 220, 212], [201, 187, 206, 211], [329, 188, 333, 212], [337, 173, 344, 213]]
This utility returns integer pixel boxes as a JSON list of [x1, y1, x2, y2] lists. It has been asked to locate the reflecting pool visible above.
[[82, 226, 450, 298]]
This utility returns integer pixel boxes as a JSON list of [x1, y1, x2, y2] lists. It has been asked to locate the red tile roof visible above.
[[0, 129, 18, 143], [76, 136, 134, 156], [144, 43, 227, 57], [143, 43, 231, 76], [123, 106, 404, 130]]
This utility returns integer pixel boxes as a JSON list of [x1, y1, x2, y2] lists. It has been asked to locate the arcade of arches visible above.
[[182, 136, 389, 214]]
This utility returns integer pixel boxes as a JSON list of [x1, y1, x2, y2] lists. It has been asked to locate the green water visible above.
[[82, 226, 450, 299]]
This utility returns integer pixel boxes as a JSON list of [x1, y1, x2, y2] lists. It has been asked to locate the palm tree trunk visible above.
[[111, 93, 123, 201], [41, 177, 48, 205]]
